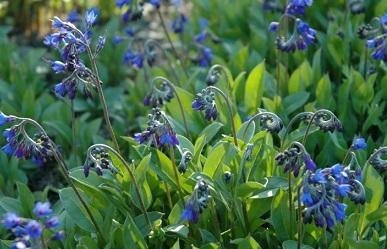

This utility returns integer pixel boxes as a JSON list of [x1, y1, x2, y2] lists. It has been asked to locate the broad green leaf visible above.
[[244, 62, 265, 113], [288, 61, 312, 94], [199, 122, 223, 144], [231, 236, 262, 249], [165, 224, 189, 238], [236, 120, 256, 143], [316, 74, 334, 109], [271, 189, 295, 241], [283, 91, 310, 114], [282, 240, 314, 249], [203, 143, 226, 178], [236, 182, 264, 198], [17, 182, 35, 216]]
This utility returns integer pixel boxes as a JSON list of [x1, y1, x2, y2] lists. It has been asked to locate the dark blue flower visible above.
[[0, 112, 15, 126], [301, 188, 314, 207], [3, 128, 16, 141], [45, 216, 60, 228], [181, 200, 200, 223], [54, 83, 67, 97], [192, 88, 218, 121], [51, 61, 66, 74], [51, 16, 66, 29], [351, 137, 367, 150], [33, 202, 52, 218], [113, 35, 123, 45], [2, 213, 22, 229], [198, 47, 213, 67], [336, 184, 351, 197], [148, 0, 160, 8], [286, 0, 313, 15], [25, 220, 42, 239], [134, 131, 151, 144], [304, 153, 316, 171], [295, 20, 317, 50], [53, 230, 65, 241], [67, 10, 80, 23], [1, 143, 15, 156], [123, 50, 144, 69], [159, 132, 179, 146], [310, 169, 326, 184], [172, 14, 188, 33], [116, 0, 131, 8], [125, 27, 135, 37], [333, 202, 347, 222], [268, 22, 279, 33]]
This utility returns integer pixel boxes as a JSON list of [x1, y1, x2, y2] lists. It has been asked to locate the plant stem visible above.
[[151, 76, 190, 138], [41, 235, 48, 249], [85, 46, 120, 153], [288, 172, 294, 237], [297, 186, 302, 249], [88, 144, 153, 232], [19, 118, 106, 243], [210, 200, 225, 248], [145, 40, 181, 84], [71, 100, 78, 164], [282, 112, 314, 147], [164, 181, 173, 210], [207, 86, 238, 147], [156, 9, 189, 78], [169, 146, 185, 204]]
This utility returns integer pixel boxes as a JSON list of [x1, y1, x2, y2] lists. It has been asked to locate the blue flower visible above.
[[134, 131, 151, 144], [123, 50, 144, 69], [116, 0, 131, 8], [181, 200, 200, 223], [159, 132, 179, 146], [96, 36, 106, 53], [51, 16, 65, 29], [172, 14, 188, 33], [301, 188, 314, 207], [333, 202, 347, 222], [2, 213, 22, 229], [25, 220, 42, 239], [11, 241, 28, 249], [0, 112, 14, 126], [1, 143, 15, 156], [310, 169, 326, 184], [286, 0, 313, 15], [351, 137, 367, 150], [53, 230, 65, 241], [125, 27, 135, 37], [336, 184, 351, 197], [45, 216, 60, 228], [197, 47, 213, 67], [85, 9, 98, 27], [3, 128, 16, 141], [33, 202, 52, 218], [295, 20, 317, 50], [51, 61, 66, 74], [67, 10, 80, 23], [148, 0, 160, 8], [54, 82, 67, 97], [113, 35, 123, 45], [192, 88, 218, 121], [304, 153, 316, 171], [268, 22, 279, 33]]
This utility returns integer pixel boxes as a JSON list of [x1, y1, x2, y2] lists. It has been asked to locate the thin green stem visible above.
[[87, 144, 153, 232], [71, 100, 78, 164], [145, 40, 180, 84], [169, 146, 185, 204], [41, 234, 48, 249], [85, 46, 120, 153], [156, 9, 189, 78], [164, 181, 173, 210], [297, 186, 302, 249], [207, 86, 238, 147], [17, 118, 106, 243], [288, 172, 294, 237], [282, 112, 314, 147], [151, 76, 190, 138], [208, 65, 232, 96], [210, 200, 225, 248]]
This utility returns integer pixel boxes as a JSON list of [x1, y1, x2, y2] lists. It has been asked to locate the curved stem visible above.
[[242, 111, 280, 139], [283, 112, 313, 146], [151, 76, 190, 138], [169, 145, 185, 204], [87, 144, 153, 232], [17, 118, 105, 243], [85, 46, 120, 153], [156, 9, 189, 78], [208, 65, 232, 95], [207, 86, 238, 147], [144, 40, 180, 84], [302, 109, 337, 145]]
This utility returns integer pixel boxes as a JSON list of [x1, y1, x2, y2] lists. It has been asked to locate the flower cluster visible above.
[[178, 150, 192, 173], [134, 107, 179, 147], [275, 143, 315, 177], [360, 14, 387, 62], [143, 81, 174, 107], [1, 202, 64, 248], [83, 147, 118, 177], [171, 14, 188, 34], [123, 49, 145, 69], [44, 9, 102, 99], [368, 147, 387, 174], [192, 88, 218, 121], [0, 113, 53, 167], [311, 111, 343, 133], [193, 19, 213, 67], [301, 163, 366, 228], [181, 177, 210, 223], [269, 0, 316, 52], [285, 0, 313, 15]]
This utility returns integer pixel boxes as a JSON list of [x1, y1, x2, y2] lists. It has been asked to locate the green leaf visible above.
[[237, 120, 256, 143], [288, 61, 312, 94], [231, 235, 263, 249], [199, 122, 223, 144], [316, 74, 334, 108], [165, 224, 189, 238], [244, 62, 265, 113], [17, 182, 35, 216], [282, 240, 314, 249], [283, 91, 310, 114], [236, 182, 264, 198], [271, 189, 294, 241], [203, 143, 226, 178]]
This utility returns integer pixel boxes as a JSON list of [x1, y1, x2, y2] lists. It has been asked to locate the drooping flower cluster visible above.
[[181, 177, 210, 223], [193, 19, 213, 67], [301, 162, 366, 228], [0, 113, 53, 167], [171, 14, 188, 34], [358, 14, 387, 62], [143, 81, 174, 107], [44, 9, 103, 99], [275, 142, 315, 177], [83, 146, 118, 177], [269, 0, 316, 52], [192, 88, 218, 121], [1, 202, 64, 248], [368, 147, 387, 175], [134, 107, 179, 148], [178, 150, 193, 173], [311, 110, 343, 133]]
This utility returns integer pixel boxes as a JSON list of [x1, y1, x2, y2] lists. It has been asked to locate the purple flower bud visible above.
[[33, 202, 52, 218], [2, 213, 22, 229], [25, 220, 43, 238]]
